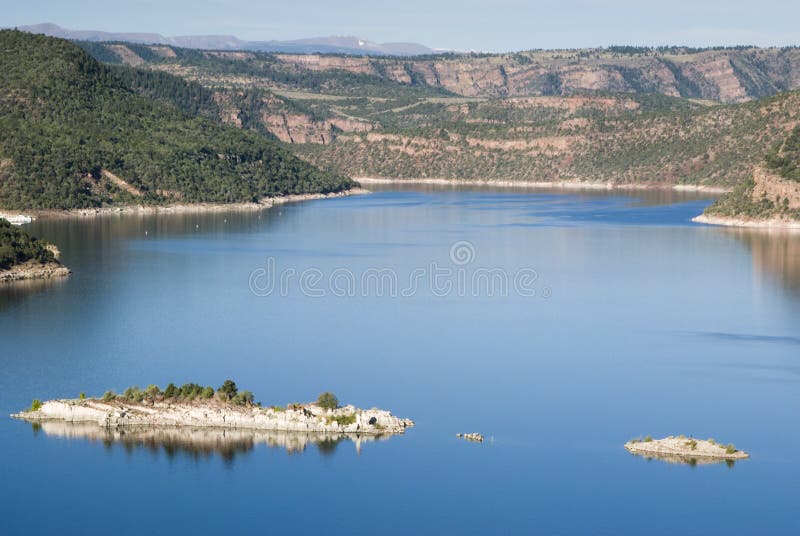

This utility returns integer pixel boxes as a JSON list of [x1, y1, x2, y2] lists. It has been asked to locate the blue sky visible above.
[[3, 0, 800, 51]]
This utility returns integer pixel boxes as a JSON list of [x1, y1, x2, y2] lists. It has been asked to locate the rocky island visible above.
[[12, 381, 413, 436], [625, 436, 749, 462]]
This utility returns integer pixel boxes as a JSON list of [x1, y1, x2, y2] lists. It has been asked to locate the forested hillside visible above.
[[0, 31, 353, 210]]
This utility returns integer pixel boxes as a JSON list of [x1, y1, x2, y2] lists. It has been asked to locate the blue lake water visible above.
[[1, 187, 799, 535]]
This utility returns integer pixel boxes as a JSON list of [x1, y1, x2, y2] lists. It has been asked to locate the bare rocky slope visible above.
[[85, 42, 800, 103]]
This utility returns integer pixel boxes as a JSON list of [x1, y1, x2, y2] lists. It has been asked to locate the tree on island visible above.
[[316, 392, 339, 410], [217, 380, 238, 400]]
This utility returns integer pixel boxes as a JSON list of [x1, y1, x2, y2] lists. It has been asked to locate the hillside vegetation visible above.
[[766, 125, 800, 181], [72, 41, 800, 190], [0, 31, 353, 210], [0, 220, 57, 270], [706, 128, 800, 221]]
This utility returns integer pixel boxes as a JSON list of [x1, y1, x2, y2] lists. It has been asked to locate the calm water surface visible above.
[[1, 187, 799, 534]]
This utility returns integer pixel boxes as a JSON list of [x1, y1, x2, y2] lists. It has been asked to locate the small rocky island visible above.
[[625, 436, 749, 462], [12, 381, 413, 436]]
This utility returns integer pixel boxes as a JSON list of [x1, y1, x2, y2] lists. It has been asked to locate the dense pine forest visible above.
[[0, 30, 353, 210]]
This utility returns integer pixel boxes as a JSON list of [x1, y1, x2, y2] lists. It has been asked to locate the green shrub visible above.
[[145, 384, 161, 398], [79, 392, 86, 400], [102, 390, 116, 402], [30, 399, 43, 412], [643, 435, 653, 443], [164, 383, 179, 399], [725, 444, 737, 454], [201, 386, 215, 399], [123, 386, 144, 402], [217, 379, 238, 400], [327, 413, 356, 426], [232, 390, 254, 406], [316, 392, 339, 410]]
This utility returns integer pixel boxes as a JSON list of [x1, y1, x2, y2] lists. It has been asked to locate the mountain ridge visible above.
[[15, 23, 437, 56]]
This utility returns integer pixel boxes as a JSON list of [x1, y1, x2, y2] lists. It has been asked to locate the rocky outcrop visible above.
[[0, 260, 70, 282], [752, 166, 800, 210], [456, 433, 484, 442], [263, 112, 374, 144], [107, 44, 145, 67], [273, 48, 800, 103], [13, 399, 413, 435], [625, 437, 749, 461]]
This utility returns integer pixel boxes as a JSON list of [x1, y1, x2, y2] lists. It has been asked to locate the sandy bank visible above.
[[357, 177, 730, 194]]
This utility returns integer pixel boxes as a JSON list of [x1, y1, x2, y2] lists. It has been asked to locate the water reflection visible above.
[[626, 450, 738, 468], [0, 277, 69, 310], [27, 421, 396, 462], [366, 182, 719, 206], [722, 228, 800, 297]]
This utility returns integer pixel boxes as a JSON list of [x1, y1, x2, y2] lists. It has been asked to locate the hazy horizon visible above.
[[3, 0, 800, 52]]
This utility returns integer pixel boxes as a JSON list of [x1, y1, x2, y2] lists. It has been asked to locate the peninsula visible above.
[[11, 382, 413, 436], [625, 436, 749, 461], [0, 219, 69, 282]]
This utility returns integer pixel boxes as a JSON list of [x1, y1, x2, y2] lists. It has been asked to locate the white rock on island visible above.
[[12, 398, 413, 436], [625, 436, 749, 461]]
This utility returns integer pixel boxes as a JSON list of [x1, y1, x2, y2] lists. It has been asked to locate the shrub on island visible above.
[[316, 392, 339, 410], [91, 379, 257, 406]]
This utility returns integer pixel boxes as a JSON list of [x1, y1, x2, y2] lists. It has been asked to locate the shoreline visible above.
[[0, 188, 370, 221], [356, 177, 731, 194], [13, 398, 414, 436], [693, 214, 800, 230], [0, 261, 70, 283]]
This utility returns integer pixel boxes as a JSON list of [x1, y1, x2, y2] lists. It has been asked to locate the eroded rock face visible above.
[[752, 166, 800, 210], [12, 399, 413, 435], [273, 49, 800, 103], [263, 113, 374, 144]]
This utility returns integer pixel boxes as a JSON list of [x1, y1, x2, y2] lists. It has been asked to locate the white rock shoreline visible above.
[[693, 214, 800, 230], [625, 436, 749, 461], [12, 398, 413, 436], [357, 177, 730, 194], [0, 188, 370, 221]]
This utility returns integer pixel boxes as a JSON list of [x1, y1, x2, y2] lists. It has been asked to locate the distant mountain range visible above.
[[14, 23, 437, 56]]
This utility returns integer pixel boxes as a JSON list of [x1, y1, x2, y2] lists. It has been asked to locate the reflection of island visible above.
[[29, 420, 394, 461], [626, 450, 739, 468], [724, 228, 800, 297]]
